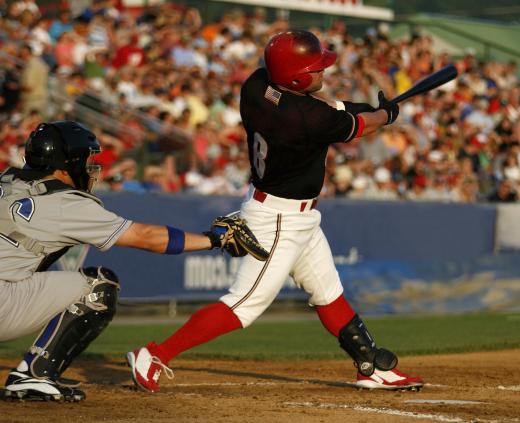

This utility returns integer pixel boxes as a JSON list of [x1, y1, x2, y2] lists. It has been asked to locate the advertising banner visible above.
[[56, 193, 520, 314]]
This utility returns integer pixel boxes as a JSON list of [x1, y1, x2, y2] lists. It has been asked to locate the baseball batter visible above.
[[128, 30, 423, 391], [0, 121, 264, 402]]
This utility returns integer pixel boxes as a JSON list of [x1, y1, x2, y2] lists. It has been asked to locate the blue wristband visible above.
[[165, 226, 185, 255]]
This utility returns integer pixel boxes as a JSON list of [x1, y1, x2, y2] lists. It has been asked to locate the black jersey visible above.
[[240, 68, 360, 200]]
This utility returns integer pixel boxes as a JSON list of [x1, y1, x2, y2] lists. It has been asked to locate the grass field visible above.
[[1, 312, 519, 360]]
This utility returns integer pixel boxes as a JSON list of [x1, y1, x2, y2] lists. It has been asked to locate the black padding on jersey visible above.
[[3, 168, 75, 193], [338, 314, 397, 376], [36, 247, 71, 272], [343, 101, 377, 114], [40, 179, 74, 193], [30, 267, 120, 379], [2, 167, 53, 181]]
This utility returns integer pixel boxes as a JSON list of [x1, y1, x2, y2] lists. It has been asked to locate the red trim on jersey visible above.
[[355, 115, 366, 138], [315, 295, 356, 337], [153, 302, 242, 363]]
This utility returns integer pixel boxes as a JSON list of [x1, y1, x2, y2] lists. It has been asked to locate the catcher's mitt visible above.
[[207, 213, 270, 261]]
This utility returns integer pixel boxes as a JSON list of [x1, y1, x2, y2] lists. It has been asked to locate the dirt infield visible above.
[[0, 349, 519, 423]]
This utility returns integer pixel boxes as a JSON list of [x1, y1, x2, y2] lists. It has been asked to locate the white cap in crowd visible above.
[[374, 167, 391, 184]]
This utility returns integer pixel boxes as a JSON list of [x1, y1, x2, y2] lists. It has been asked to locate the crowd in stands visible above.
[[1, 0, 519, 202]]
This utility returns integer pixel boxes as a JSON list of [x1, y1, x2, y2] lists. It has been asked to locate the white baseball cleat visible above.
[[126, 342, 174, 393], [355, 368, 424, 391], [2, 370, 85, 401]]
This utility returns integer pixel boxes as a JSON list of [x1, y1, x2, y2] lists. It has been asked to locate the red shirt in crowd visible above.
[[112, 36, 146, 69]]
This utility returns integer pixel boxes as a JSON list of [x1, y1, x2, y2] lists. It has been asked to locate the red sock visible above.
[[315, 295, 356, 337], [152, 302, 242, 364]]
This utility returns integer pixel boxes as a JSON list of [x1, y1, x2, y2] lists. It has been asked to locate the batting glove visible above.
[[377, 91, 399, 125]]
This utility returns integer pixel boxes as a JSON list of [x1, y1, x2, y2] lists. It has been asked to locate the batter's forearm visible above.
[[358, 110, 389, 135]]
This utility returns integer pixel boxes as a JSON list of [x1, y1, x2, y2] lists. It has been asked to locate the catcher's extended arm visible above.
[[204, 213, 270, 261]]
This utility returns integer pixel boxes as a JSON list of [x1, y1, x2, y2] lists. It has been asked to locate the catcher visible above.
[[0, 121, 268, 402]]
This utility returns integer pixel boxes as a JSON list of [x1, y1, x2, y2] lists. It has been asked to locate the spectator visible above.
[[488, 179, 518, 202], [48, 9, 73, 42], [112, 33, 146, 69], [54, 32, 76, 72], [357, 132, 390, 166], [348, 175, 371, 200], [142, 165, 167, 193], [0, 60, 21, 116], [333, 164, 353, 197], [365, 167, 399, 201], [465, 97, 494, 134], [19, 44, 48, 117], [502, 152, 520, 187], [457, 175, 481, 203], [111, 158, 146, 193], [29, 18, 52, 56], [87, 14, 112, 53], [106, 173, 124, 192]]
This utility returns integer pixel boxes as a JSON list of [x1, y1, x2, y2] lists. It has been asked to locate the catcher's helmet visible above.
[[25, 121, 101, 192], [264, 30, 337, 91]]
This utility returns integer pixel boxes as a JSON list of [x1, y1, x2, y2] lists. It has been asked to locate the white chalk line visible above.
[[430, 383, 520, 392], [497, 385, 520, 391], [171, 380, 519, 393], [174, 381, 448, 390], [174, 381, 279, 387], [284, 401, 508, 423], [405, 399, 486, 405]]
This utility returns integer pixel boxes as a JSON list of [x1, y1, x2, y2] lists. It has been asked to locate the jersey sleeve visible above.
[[303, 97, 359, 145], [57, 194, 132, 251]]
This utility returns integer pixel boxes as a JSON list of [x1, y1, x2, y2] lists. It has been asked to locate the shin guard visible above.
[[27, 267, 120, 380], [338, 314, 397, 376]]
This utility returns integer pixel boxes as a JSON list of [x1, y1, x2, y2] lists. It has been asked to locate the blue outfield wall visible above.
[[60, 193, 520, 315]]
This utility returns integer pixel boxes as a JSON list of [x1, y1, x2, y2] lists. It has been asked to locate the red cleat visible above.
[[355, 368, 423, 391], [126, 342, 174, 393]]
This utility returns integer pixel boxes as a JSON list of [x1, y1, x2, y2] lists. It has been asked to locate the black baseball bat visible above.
[[391, 64, 458, 104]]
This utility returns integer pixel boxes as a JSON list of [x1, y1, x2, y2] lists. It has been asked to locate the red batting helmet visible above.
[[264, 30, 337, 91]]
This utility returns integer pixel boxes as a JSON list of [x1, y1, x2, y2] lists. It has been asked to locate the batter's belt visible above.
[[252, 188, 317, 212]]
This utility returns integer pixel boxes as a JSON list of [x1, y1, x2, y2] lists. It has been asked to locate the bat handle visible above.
[[391, 92, 408, 104]]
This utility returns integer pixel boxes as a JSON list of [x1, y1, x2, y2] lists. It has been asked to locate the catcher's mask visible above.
[[25, 121, 101, 193], [264, 30, 337, 91]]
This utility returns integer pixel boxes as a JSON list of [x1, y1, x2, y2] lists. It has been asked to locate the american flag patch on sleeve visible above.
[[264, 85, 282, 105]]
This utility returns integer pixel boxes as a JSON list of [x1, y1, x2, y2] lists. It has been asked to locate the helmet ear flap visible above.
[[291, 73, 313, 91]]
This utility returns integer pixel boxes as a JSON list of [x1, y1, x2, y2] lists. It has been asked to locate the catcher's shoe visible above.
[[126, 342, 174, 393], [2, 370, 85, 402], [355, 368, 423, 391]]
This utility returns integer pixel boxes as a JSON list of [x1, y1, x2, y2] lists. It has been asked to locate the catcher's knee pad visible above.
[[29, 267, 120, 379], [338, 314, 397, 376]]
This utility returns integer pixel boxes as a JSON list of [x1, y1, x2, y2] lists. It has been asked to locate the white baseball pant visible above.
[[220, 186, 344, 327]]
